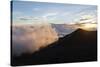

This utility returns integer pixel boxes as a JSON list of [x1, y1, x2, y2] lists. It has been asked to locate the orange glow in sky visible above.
[[78, 23, 97, 31]]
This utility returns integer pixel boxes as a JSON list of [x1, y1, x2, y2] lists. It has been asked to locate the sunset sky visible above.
[[12, 1, 97, 24]]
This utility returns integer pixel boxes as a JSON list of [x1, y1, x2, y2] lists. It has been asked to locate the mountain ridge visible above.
[[11, 29, 97, 66]]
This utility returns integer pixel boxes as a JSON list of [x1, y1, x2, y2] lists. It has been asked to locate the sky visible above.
[[12, 1, 97, 24]]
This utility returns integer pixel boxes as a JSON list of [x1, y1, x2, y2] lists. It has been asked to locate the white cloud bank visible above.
[[12, 23, 58, 56]]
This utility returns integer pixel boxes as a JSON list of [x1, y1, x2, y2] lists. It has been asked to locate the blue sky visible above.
[[12, 1, 97, 24]]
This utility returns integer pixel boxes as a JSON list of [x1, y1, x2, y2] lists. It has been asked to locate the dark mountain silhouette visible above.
[[11, 29, 97, 66]]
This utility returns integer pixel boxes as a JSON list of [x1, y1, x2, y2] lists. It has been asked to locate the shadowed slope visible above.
[[11, 29, 97, 66]]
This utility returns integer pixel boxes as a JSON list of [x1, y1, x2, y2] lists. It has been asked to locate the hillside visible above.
[[11, 29, 97, 66]]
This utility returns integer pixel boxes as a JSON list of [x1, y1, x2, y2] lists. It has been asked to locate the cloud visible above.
[[33, 8, 40, 11], [16, 16, 34, 21], [19, 18, 31, 21], [42, 12, 58, 19], [12, 24, 58, 56]]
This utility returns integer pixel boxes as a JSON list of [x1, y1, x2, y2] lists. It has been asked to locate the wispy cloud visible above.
[[42, 12, 58, 19], [33, 8, 40, 11], [18, 16, 33, 21]]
